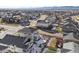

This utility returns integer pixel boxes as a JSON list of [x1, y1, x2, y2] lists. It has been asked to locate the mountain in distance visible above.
[[29, 6, 79, 11], [0, 6, 79, 11]]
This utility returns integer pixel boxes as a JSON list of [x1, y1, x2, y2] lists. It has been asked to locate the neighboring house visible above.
[[0, 34, 26, 49], [37, 20, 52, 29], [17, 27, 37, 37]]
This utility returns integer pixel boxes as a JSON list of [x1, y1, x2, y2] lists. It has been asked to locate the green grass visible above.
[[45, 47, 57, 53], [45, 49, 57, 53]]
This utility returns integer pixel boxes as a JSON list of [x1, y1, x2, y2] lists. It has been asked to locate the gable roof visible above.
[[0, 34, 26, 49], [18, 27, 37, 34]]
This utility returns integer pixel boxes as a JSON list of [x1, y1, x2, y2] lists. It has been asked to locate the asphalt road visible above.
[[0, 25, 24, 39]]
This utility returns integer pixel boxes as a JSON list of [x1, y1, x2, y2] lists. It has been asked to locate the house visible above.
[[17, 27, 37, 37], [0, 34, 26, 49], [37, 20, 52, 29]]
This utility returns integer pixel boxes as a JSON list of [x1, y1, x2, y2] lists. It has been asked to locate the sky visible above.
[[0, 0, 79, 8]]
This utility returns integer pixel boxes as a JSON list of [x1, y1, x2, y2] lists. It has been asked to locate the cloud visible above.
[[0, 0, 78, 8]]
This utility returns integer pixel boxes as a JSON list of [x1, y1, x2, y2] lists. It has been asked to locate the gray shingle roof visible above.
[[0, 34, 26, 49]]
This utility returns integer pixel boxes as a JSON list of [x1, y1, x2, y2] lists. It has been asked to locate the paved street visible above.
[[0, 25, 24, 39]]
